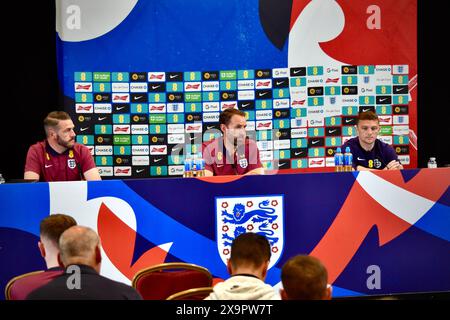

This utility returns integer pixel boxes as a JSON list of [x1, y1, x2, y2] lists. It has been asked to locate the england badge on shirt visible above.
[[68, 159, 77, 169], [238, 157, 248, 168]]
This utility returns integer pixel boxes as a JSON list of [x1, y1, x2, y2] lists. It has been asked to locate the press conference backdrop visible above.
[[56, 0, 418, 179]]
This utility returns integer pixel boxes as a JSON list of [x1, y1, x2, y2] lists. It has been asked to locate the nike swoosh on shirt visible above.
[[45, 164, 53, 168], [357, 157, 365, 161]]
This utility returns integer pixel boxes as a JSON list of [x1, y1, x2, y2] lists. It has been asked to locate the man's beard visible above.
[[57, 135, 74, 149]]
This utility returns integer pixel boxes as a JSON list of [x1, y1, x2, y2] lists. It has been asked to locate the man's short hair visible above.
[[43, 111, 71, 132], [281, 255, 328, 300], [58, 226, 99, 265], [219, 109, 246, 126], [40, 214, 77, 244], [230, 232, 271, 268], [356, 111, 379, 125]]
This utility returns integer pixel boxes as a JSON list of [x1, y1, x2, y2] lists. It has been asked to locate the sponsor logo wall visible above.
[[73, 65, 412, 178]]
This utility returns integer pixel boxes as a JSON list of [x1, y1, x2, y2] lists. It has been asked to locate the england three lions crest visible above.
[[215, 195, 284, 269]]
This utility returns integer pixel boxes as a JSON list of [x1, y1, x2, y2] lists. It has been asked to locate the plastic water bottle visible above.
[[0, 173, 5, 184], [195, 153, 205, 177], [427, 157, 437, 168], [344, 147, 353, 172], [183, 157, 193, 177], [334, 147, 344, 172]]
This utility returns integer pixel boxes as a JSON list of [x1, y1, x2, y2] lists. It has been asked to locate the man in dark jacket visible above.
[[27, 226, 142, 300]]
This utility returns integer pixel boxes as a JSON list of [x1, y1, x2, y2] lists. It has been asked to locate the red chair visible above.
[[5, 270, 63, 300], [166, 287, 214, 300], [131, 262, 213, 300]]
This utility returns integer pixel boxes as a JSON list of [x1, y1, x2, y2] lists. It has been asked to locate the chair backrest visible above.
[[166, 287, 214, 300], [132, 262, 213, 300], [5, 270, 45, 300]]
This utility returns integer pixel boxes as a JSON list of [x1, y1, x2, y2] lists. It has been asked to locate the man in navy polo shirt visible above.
[[202, 109, 264, 176], [342, 111, 403, 171], [24, 111, 101, 182]]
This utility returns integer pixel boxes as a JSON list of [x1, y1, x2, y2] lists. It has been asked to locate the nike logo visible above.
[[45, 164, 53, 168], [151, 85, 160, 89], [169, 74, 179, 79], [171, 148, 181, 152], [98, 117, 107, 121], [345, 119, 353, 123], [80, 127, 89, 132], [293, 69, 301, 74], [312, 140, 320, 145], [190, 136, 196, 141], [242, 103, 250, 107], [276, 81, 285, 85], [362, 108, 371, 112], [395, 87, 405, 92], [328, 129, 337, 133], [133, 95, 143, 100], [379, 98, 388, 102], [295, 151, 303, 156], [153, 158, 163, 163], [258, 92, 268, 96], [206, 126, 216, 130], [136, 169, 145, 173], [116, 106, 126, 110], [216, 164, 224, 167], [357, 157, 365, 161], [278, 162, 286, 167]]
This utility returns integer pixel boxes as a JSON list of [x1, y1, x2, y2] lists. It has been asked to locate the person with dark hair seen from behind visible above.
[[26, 226, 142, 300], [280, 255, 332, 300], [342, 111, 403, 171], [8, 214, 77, 300], [205, 232, 280, 300], [202, 108, 264, 176], [24, 110, 101, 182]]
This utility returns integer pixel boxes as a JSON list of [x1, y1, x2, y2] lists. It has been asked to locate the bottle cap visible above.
[[430, 157, 436, 161], [336, 147, 342, 153], [345, 146, 350, 153]]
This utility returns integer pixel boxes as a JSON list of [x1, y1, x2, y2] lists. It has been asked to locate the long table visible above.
[[1, 168, 449, 299]]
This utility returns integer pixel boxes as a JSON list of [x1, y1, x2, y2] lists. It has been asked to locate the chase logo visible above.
[[215, 195, 284, 268]]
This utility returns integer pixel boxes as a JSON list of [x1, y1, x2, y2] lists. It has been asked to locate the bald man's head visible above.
[[58, 226, 101, 271]]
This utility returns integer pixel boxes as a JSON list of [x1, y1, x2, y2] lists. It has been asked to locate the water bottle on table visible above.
[[183, 157, 193, 177], [427, 157, 437, 168], [334, 147, 344, 172], [344, 147, 353, 172]]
